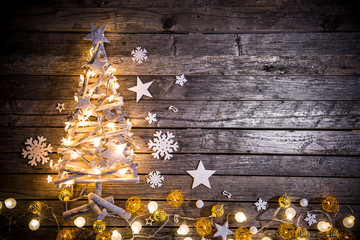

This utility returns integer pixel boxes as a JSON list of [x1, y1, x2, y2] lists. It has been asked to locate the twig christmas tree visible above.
[[52, 24, 139, 221]]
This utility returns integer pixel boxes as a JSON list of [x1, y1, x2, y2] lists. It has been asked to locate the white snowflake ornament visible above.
[[146, 171, 165, 188], [254, 198, 268, 211], [175, 74, 187, 86], [304, 212, 317, 226], [131, 46, 148, 63], [22, 136, 53, 166], [145, 112, 157, 124], [148, 131, 178, 160]]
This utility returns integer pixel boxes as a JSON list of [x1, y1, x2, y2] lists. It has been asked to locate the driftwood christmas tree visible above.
[[52, 24, 139, 221]]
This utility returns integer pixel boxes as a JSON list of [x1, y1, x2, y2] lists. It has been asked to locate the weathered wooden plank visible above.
[[1, 76, 360, 101], [2, 152, 360, 177], [1, 174, 359, 203], [3, 32, 360, 57], [1, 55, 359, 76], [6, 6, 360, 33], [1, 100, 359, 129], [2, 128, 359, 155]]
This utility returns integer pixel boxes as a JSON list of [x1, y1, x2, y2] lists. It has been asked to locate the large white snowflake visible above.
[[145, 112, 157, 124], [254, 198, 268, 211], [146, 171, 165, 188], [22, 136, 53, 166], [148, 131, 178, 160], [175, 74, 187, 86], [131, 46, 148, 63], [304, 212, 317, 226]]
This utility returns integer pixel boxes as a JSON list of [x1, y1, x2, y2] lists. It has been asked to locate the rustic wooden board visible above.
[[2, 152, 360, 177], [6, 6, 360, 33], [2, 128, 360, 155], [1, 174, 359, 203], [1, 100, 359, 129], [1, 76, 360, 101]]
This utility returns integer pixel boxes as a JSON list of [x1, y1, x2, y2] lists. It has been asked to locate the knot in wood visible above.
[[162, 15, 177, 30]]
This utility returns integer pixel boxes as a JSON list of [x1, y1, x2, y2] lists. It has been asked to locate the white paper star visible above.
[[47, 175, 53, 183], [128, 77, 153, 102], [214, 221, 233, 240], [100, 143, 127, 167], [84, 24, 110, 49], [186, 161, 216, 189], [56, 103, 65, 112], [75, 96, 95, 112], [87, 46, 107, 73], [145, 216, 154, 226]]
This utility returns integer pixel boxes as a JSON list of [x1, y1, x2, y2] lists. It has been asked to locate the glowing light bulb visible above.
[[285, 207, 296, 220], [343, 215, 355, 228], [235, 212, 247, 223], [300, 198, 308, 207], [184, 238, 192, 240], [29, 219, 40, 231], [111, 230, 122, 240], [196, 200, 204, 208], [106, 122, 115, 128], [250, 226, 258, 234], [262, 237, 272, 240], [74, 216, 86, 228], [147, 201, 158, 213], [93, 138, 101, 147], [0, 201, 2, 210], [177, 224, 189, 235], [108, 95, 114, 102], [131, 221, 142, 234], [317, 221, 330, 232], [4, 198, 16, 209]]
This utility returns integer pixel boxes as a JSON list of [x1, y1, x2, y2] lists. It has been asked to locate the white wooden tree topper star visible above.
[[83, 24, 110, 49], [186, 160, 216, 189], [128, 76, 153, 102], [214, 221, 233, 240]]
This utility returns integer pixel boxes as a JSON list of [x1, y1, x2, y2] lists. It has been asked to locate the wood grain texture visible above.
[[1, 100, 359, 129], [1, 76, 360, 101]]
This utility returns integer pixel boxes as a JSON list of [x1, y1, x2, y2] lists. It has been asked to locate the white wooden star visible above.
[[214, 221, 233, 240], [186, 160, 216, 189], [56, 103, 65, 112], [84, 24, 110, 49], [145, 216, 154, 226], [47, 175, 53, 183], [87, 46, 107, 73], [128, 76, 153, 102], [75, 96, 95, 112], [100, 143, 127, 167]]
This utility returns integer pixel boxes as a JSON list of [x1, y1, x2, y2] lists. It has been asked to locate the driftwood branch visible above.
[[63, 196, 114, 219]]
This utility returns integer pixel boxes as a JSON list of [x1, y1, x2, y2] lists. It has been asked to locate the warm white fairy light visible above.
[[250, 226, 258, 234], [235, 211, 247, 222], [0, 201, 2, 210], [29, 219, 40, 231], [74, 216, 86, 228], [184, 237, 192, 240], [111, 230, 122, 240], [108, 95, 114, 102], [196, 200, 204, 208], [177, 224, 189, 235], [131, 221, 142, 234], [61, 138, 71, 146], [70, 152, 78, 159], [317, 221, 330, 232], [262, 237, 272, 240], [93, 138, 101, 147], [147, 201, 158, 213], [4, 198, 16, 209], [285, 207, 296, 220], [74, 96, 79, 102], [343, 215, 355, 228]]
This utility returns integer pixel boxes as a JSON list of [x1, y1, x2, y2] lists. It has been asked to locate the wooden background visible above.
[[0, 0, 359, 239]]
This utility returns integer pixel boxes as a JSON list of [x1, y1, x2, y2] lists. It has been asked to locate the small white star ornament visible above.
[[214, 221, 233, 240], [100, 142, 127, 167], [186, 161, 216, 189], [75, 96, 95, 112], [128, 77, 153, 102], [56, 103, 65, 112], [84, 24, 110, 49]]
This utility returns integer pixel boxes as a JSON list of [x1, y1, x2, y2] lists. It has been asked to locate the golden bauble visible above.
[[339, 230, 355, 240], [278, 223, 295, 239], [195, 218, 212, 236], [326, 228, 340, 240], [96, 232, 112, 240], [322, 197, 339, 213], [234, 227, 251, 240], [58, 189, 71, 202], [211, 204, 224, 217], [153, 209, 167, 222], [167, 190, 184, 207], [295, 227, 309, 240], [56, 230, 74, 240], [29, 201, 43, 214], [125, 196, 142, 214], [278, 194, 291, 208], [93, 220, 106, 233]]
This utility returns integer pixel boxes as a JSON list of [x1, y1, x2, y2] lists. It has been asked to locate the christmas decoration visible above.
[[326, 227, 340, 240], [56, 103, 65, 112], [211, 204, 224, 217], [56, 229, 74, 240], [147, 201, 158, 213], [285, 207, 296, 220], [235, 212, 247, 223], [145, 112, 157, 124], [22, 136, 52, 166], [167, 189, 184, 207], [58, 189, 71, 202], [153, 209, 167, 222], [343, 215, 355, 228], [29, 219, 40, 231], [278, 194, 291, 208], [187, 160, 216, 189], [177, 224, 190, 235], [84, 24, 110, 50], [214, 221, 233, 240], [29, 201, 43, 214], [234, 227, 251, 240], [300, 198, 308, 207], [250, 226, 258, 234], [322, 196, 339, 213], [278, 223, 295, 239], [146, 170, 165, 188], [168, 105, 178, 112], [47, 175, 53, 183], [148, 131, 178, 160], [96, 232, 111, 240], [74, 216, 86, 228], [131, 46, 148, 63], [125, 196, 142, 214], [175, 74, 187, 86], [195, 218, 212, 236], [4, 198, 16, 209], [295, 227, 309, 240], [339, 230, 355, 240], [304, 212, 317, 226], [93, 220, 106, 233], [145, 216, 154, 226], [128, 76, 153, 102], [131, 221, 142, 234], [254, 198, 267, 211], [196, 200, 204, 208], [222, 190, 232, 199]]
